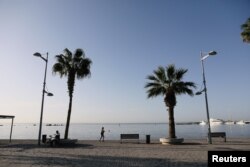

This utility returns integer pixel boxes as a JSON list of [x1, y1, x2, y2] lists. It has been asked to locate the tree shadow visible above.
[[1, 154, 207, 167], [0, 143, 94, 150]]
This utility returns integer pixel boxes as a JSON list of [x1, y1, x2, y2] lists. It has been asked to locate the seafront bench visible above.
[[208, 132, 226, 142], [120, 134, 139, 143]]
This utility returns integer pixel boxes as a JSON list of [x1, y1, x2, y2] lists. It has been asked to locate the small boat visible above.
[[210, 118, 224, 125], [199, 120, 207, 125], [224, 120, 235, 125], [236, 120, 246, 125]]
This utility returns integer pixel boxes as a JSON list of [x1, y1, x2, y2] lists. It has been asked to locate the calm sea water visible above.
[[0, 123, 250, 140]]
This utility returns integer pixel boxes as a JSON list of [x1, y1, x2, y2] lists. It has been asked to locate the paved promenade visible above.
[[0, 138, 250, 167]]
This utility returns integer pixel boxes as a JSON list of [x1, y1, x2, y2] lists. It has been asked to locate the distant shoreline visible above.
[[1, 123, 250, 140], [2, 121, 250, 124]]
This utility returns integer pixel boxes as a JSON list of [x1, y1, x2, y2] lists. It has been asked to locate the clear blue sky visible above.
[[0, 0, 249, 123]]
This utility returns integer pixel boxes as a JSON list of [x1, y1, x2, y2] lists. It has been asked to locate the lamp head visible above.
[[33, 52, 42, 57], [195, 88, 205, 95], [47, 93, 53, 96], [33, 52, 47, 61], [195, 91, 202, 95], [208, 51, 217, 56], [201, 51, 217, 60], [44, 90, 53, 96]]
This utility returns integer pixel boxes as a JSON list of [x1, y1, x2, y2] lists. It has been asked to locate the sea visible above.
[[0, 123, 250, 140]]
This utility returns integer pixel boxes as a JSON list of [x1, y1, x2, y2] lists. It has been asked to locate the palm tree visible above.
[[52, 48, 92, 139], [241, 17, 250, 43], [145, 64, 196, 139]]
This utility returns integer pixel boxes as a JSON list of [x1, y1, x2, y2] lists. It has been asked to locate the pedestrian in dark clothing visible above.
[[99, 127, 105, 142]]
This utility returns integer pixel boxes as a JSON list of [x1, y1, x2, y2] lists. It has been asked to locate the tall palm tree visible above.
[[52, 48, 92, 139], [145, 64, 196, 139], [241, 17, 250, 43]]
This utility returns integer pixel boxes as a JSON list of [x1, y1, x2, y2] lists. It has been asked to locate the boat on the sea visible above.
[[46, 123, 64, 126], [236, 120, 246, 125], [199, 120, 207, 125], [224, 120, 235, 125], [210, 118, 224, 125]]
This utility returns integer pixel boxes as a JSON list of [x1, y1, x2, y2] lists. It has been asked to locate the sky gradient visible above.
[[0, 0, 250, 123]]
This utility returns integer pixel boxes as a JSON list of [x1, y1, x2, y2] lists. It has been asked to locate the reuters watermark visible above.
[[208, 151, 249, 167]]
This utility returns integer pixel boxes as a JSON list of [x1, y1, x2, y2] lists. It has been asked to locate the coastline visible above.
[[1, 138, 250, 167], [2, 123, 250, 140]]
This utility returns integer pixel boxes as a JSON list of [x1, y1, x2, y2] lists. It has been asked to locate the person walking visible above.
[[99, 127, 105, 142]]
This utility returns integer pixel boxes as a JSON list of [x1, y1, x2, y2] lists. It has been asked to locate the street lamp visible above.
[[33, 52, 53, 145], [196, 51, 217, 144]]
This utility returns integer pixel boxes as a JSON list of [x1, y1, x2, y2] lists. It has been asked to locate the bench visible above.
[[120, 134, 139, 143], [208, 132, 226, 142]]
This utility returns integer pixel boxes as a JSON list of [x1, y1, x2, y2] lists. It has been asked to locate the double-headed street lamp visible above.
[[33, 52, 53, 145], [196, 51, 217, 144]]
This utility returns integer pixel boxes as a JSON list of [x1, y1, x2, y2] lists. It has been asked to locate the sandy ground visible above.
[[0, 138, 250, 167]]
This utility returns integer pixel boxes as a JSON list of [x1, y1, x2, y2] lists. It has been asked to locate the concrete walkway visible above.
[[0, 138, 249, 167]]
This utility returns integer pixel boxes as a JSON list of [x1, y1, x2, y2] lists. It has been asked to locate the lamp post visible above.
[[33, 52, 53, 145], [197, 51, 217, 144]]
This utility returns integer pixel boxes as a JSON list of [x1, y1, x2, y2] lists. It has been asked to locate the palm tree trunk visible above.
[[64, 71, 75, 139], [168, 106, 176, 139], [64, 95, 72, 139]]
